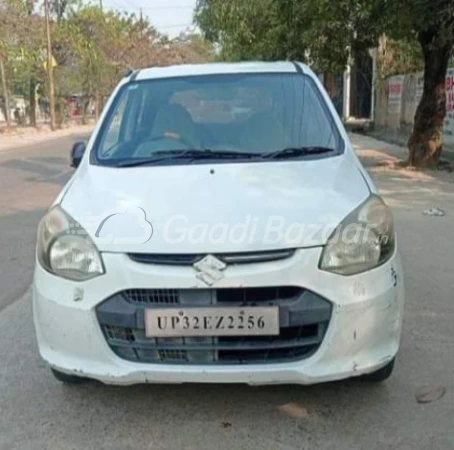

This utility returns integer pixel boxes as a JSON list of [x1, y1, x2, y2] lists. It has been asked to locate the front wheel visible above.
[[360, 358, 395, 382], [50, 368, 89, 385]]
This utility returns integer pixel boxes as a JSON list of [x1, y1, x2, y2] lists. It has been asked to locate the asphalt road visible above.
[[0, 134, 88, 313], [0, 134, 453, 450]]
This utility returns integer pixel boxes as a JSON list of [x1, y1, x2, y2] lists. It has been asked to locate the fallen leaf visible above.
[[278, 403, 309, 420], [415, 386, 446, 404]]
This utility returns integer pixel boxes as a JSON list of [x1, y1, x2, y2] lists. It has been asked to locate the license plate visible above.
[[145, 307, 279, 338]]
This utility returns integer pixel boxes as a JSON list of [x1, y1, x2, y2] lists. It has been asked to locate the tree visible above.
[[51, 0, 74, 23], [377, 36, 424, 80], [0, 0, 46, 127], [179, 32, 215, 62], [386, 0, 454, 166], [0, 54, 12, 130], [0, 4, 12, 129], [196, 0, 454, 167], [195, 0, 382, 72], [0, 0, 214, 129]]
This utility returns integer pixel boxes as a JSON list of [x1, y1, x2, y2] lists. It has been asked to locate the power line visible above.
[[99, 1, 196, 33], [107, 0, 133, 10], [106, 0, 195, 12], [141, 6, 195, 10], [155, 23, 193, 29]]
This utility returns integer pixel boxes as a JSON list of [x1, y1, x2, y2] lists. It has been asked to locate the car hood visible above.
[[61, 155, 370, 254]]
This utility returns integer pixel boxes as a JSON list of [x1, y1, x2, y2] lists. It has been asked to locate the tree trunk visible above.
[[82, 96, 89, 125], [29, 78, 37, 127], [408, 30, 452, 167], [95, 91, 100, 121], [44, 0, 57, 131], [0, 58, 12, 131]]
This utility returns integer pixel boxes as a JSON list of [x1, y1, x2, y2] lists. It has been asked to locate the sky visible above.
[[102, 0, 198, 37]]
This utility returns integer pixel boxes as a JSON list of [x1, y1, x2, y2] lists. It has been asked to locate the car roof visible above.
[[134, 61, 307, 81]]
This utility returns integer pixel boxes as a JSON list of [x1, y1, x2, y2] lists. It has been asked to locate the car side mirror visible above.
[[70, 141, 86, 168]]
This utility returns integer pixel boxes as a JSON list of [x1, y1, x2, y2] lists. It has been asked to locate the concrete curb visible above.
[[0, 125, 94, 153], [357, 130, 454, 163]]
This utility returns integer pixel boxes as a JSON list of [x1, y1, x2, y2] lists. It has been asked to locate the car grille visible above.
[[123, 286, 301, 305], [128, 249, 295, 266], [125, 289, 180, 305], [96, 287, 332, 365]]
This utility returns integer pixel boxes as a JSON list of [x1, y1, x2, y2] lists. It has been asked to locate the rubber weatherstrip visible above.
[[293, 62, 304, 74], [130, 70, 140, 81]]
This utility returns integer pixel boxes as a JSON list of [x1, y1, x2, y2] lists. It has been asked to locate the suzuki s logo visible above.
[[193, 255, 227, 286]]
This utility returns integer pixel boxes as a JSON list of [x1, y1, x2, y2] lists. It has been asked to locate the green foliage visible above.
[[0, 0, 44, 96], [195, 0, 453, 75], [378, 37, 424, 80], [0, 0, 214, 124], [383, 0, 454, 43], [195, 0, 384, 72]]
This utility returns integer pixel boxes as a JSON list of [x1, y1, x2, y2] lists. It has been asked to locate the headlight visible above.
[[319, 195, 395, 275], [37, 206, 104, 281]]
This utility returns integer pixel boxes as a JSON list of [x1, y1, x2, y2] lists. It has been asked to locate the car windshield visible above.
[[92, 73, 343, 166]]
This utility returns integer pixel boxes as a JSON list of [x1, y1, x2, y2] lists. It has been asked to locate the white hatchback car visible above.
[[33, 62, 404, 385]]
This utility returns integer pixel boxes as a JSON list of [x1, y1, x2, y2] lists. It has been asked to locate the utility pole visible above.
[[44, 0, 56, 131], [0, 58, 12, 131], [99, 0, 103, 11]]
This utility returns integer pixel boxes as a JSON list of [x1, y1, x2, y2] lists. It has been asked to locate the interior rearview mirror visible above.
[[70, 141, 86, 168]]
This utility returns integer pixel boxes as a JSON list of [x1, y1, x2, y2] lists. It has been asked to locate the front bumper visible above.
[[33, 248, 404, 385]]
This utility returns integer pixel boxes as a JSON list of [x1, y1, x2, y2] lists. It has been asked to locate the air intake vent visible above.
[[124, 289, 179, 305], [128, 249, 295, 266]]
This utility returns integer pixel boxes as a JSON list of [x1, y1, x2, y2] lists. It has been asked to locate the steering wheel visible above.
[[145, 133, 197, 149]]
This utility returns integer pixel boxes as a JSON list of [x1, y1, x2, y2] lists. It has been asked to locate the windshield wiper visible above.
[[188, 149, 260, 159], [261, 146, 336, 160], [114, 149, 261, 167]]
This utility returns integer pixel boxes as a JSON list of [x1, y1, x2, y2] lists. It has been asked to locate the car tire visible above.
[[360, 358, 395, 382], [50, 368, 89, 385]]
